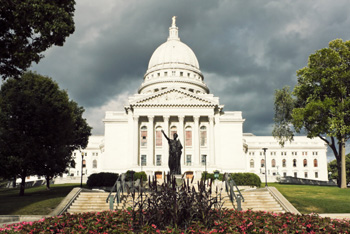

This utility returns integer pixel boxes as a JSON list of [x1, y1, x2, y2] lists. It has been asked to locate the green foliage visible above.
[[0, 72, 91, 195], [0, 0, 75, 79], [125, 170, 147, 181], [272, 86, 295, 146], [328, 154, 350, 184], [2, 210, 350, 233], [230, 173, 261, 187], [273, 39, 350, 187], [86, 173, 119, 188], [201, 171, 224, 180]]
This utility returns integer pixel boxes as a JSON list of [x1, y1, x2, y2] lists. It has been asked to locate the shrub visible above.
[[201, 171, 224, 180], [122, 174, 224, 231], [230, 172, 261, 187], [86, 172, 119, 188], [125, 170, 147, 181]]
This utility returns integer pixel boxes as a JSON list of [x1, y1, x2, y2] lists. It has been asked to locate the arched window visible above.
[[140, 126, 147, 147], [314, 159, 318, 167], [200, 126, 207, 146], [93, 160, 97, 168], [282, 159, 286, 167], [170, 126, 177, 139], [250, 159, 254, 168], [303, 159, 307, 167], [271, 159, 276, 167], [185, 126, 192, 147], [293, 159, 297, 167], [155, 126, 162, 147], [261, 159, 265, 168]]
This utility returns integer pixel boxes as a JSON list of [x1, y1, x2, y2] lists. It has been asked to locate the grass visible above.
[[1, 182, 350, 215], [269, 183, 350, 214], [0, 183, 84, 215]]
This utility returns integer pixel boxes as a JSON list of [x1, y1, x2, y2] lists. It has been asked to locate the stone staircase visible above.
[[67, 192, 121, 213], [240, 188, 284, 213], [66, 187, 290, 214]]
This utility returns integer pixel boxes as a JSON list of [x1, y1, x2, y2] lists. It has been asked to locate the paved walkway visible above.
[[319, 213, 350, 220]]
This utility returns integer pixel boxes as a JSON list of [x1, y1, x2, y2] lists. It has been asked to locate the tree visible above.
[[328, 154, 350, 185], [0, 0, 75, 79], [0, 72, 91, 195], [273, 39, 350, 188]]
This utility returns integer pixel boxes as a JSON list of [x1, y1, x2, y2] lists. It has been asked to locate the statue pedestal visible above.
[[174, 174, 183, 187]]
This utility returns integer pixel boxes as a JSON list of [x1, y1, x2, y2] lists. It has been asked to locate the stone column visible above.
[[193, 115, 200, 166], [148, 116, 154, 166], [178, 115, 185, 165], [209, 116, 215, 166], [163, 115, 170, 171], [133, 115, 139, 166]]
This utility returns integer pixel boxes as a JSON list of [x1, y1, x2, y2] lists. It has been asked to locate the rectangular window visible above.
[[141, 130, 147, 147], [156, 155, 161, 166], [315, 172, 318, 178], [164, 72, 168, 76], [172, 71, 176, 76], [96, 152, 98, 156], [201, 155, 207, 166], [185, 130, 192, 146], [157, 73, 160, 77], [156, 130, 162, 146], [294, 172, 297, 178], [200, 130, 207, 146], [180, 72, 183, 76], [304, 172, 308, 178], [186, 155, 192, 166], [141, 155, 147, 166], [283, 172, 287, 177]]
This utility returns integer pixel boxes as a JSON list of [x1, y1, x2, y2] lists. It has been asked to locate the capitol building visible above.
[[69, 17, 328, 182]]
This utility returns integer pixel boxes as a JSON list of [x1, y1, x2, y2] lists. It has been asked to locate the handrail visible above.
[[224, 173, 245, 210], [106, 173, 126, 205]]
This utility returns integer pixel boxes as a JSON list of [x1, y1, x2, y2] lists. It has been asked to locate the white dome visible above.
[[147, 40, 200, 71], [139, 17, 208, 94]]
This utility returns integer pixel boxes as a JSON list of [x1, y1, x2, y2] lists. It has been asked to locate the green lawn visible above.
[[0, 184, 83, 215], [269, 183, 350, 214], [1, 183, 350, 215]]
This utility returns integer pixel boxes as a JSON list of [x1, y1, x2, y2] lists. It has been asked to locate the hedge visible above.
[[86, 172, 119, 188], [125, 170, 147, 181], [230, 172, 261, 187]]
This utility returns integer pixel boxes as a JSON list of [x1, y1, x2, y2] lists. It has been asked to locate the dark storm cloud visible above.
[[30, 0, 350, 138]]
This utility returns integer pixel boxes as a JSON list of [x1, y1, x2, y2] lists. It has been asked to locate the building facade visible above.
[[69, 17, 328, 182]]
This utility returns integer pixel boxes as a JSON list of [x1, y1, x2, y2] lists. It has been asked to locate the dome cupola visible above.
[[139, 17, 209, 94]]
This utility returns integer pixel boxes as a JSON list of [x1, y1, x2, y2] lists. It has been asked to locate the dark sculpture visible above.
[[161, 130, 183, 175]]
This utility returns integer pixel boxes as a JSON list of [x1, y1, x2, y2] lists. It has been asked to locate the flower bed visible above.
[[1, 209, 350, 233]]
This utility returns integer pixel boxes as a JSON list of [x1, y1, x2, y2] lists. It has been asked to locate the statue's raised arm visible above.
[[161, 129, 170, 141]]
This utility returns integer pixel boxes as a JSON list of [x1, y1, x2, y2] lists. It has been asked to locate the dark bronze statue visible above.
[[161, 130, 183, 175]]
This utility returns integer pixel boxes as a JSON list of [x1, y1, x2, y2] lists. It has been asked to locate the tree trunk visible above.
[[341, 137, 347, 188], [46, 176, 51, 190], [12, 176, 16, 188], [337, 160, 341, 186], [19, 174, 26, 196]]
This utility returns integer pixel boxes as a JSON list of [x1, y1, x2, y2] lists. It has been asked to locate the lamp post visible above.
[[262, 148, 268, 187], [81, 152, 84, 188]]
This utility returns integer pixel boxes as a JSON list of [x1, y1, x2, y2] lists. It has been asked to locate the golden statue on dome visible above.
[[172, 16, 177, 27]]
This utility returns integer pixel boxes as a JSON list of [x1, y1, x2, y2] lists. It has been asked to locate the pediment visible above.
[[130, 88, 218, 107]]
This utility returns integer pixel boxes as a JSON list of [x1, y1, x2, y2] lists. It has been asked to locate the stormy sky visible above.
[[30, 0, 350, 144]]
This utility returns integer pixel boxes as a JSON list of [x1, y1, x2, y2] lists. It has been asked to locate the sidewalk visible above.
[[319, 213, 350, 220]]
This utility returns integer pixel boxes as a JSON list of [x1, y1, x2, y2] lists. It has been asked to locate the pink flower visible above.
[[152, 224, 157, 229]]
